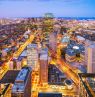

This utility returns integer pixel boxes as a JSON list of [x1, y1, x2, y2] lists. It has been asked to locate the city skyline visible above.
[[0, 15, 95, 97], [0, 0, 95, 18]]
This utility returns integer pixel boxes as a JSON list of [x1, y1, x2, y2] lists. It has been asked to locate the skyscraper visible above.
[[86, 44, 95, 73], [39, 48, 48, 84], [27, 44, 38, 71], [49, 32, 57, 52], [11, 67, 32, 97]]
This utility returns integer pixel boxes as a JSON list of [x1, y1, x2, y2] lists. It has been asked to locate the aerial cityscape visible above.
[[0, 0, 95, 97]]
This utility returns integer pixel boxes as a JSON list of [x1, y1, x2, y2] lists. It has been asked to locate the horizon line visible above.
[[0, 16, 95, 18]]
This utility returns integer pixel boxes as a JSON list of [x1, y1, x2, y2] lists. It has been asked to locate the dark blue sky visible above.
[[0, 0, 95, 17]]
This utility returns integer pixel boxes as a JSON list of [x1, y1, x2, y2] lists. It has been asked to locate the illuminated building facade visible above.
[[49, 32, 57, 52], [48, 64, 66, 84], [11, 67, 32, 97], [86, 44, 95, 73], [27, 44, 38, 71], [39, 48, 48, 83]]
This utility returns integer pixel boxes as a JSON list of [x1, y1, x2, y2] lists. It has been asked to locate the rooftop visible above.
[[66, 49, 76, 56], [0, 70, 20, 84], [78, 73, 95, 97]]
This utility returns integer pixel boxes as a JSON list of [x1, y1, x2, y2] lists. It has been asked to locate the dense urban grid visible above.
[[0, 14, 95, 97]]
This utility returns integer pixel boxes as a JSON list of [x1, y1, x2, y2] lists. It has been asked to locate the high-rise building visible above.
[[49, 32, 57, 52], [78, 73, 95, 97], [85, 40, 93, 66], [86, 44, 95, 73], [0, 70, 20, 97], [39, 48, 48, 83], [27, 44, 38, 71], [11, 67, 32, 97], [48, 64, 66, 84]]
